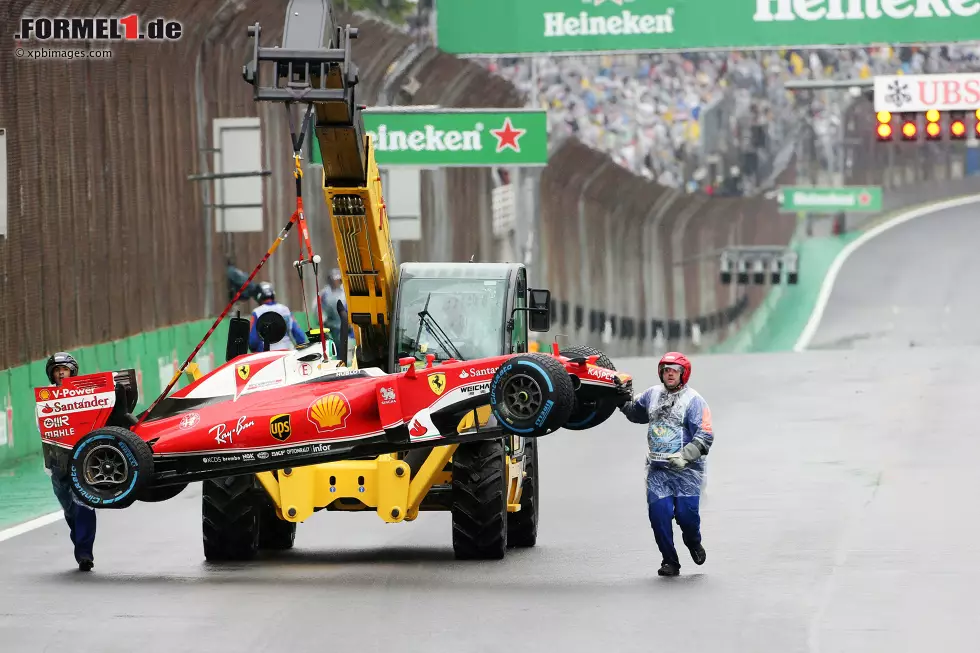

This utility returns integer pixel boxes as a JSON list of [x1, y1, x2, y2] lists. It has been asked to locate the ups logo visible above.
[[270, 414, 292, 442]]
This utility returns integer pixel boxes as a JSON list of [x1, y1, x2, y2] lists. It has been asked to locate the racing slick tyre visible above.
[[451, 438, 508, 560], [257, 492, 296, 551], [560, 345, 621, 431], [202, 474, 261, 562], [137, 483, 188, 503], [506, 437, 538, 548], [69, 426, 154, 510], [489, 354, 574, 437]]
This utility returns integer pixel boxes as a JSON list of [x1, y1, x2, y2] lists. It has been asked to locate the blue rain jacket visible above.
[[621, 384, 714, 500]]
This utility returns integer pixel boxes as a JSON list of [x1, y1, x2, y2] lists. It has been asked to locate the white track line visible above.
[[793, 194, 980, 353], [0, 511, 63, 544]]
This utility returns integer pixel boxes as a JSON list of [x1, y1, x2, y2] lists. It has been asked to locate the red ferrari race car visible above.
[[36, 344, 633, 510]]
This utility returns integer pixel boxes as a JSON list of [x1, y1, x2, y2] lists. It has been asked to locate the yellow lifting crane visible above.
[[192, 0, 599, 561]]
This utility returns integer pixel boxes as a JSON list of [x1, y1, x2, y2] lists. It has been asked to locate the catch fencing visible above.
[[1, 1, 965, 372]]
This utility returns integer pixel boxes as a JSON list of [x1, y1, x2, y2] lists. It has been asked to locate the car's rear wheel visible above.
[[69, 427, 154, 509]]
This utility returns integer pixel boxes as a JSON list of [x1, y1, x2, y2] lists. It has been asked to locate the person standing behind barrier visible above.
[[44, 352, 97, 572], [318, 268, 347, 352], [619, 351, 713, 577], [248, 282, 308, 352]]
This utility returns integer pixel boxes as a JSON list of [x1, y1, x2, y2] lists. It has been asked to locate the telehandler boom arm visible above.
[[243, 0, 398, 370]]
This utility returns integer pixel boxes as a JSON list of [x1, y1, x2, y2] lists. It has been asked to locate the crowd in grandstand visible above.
[[485, 46, 980, 192], [395, 6, 980, 193]]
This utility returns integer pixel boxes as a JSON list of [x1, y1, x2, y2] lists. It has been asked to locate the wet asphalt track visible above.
[[3, 204, 979, 652], [807, 200, 980, 351]]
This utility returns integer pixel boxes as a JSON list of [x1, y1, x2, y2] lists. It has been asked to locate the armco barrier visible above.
[[534, 139, 791, 357]]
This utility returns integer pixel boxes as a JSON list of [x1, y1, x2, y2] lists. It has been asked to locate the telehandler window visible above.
[[395, 277, 508, 362]]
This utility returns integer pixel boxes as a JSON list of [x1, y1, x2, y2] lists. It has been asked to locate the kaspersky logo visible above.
[[368, 118, 526, 154], [752, 0, 977, 21]]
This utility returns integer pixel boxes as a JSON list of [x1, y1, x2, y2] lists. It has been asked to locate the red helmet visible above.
[[658, 351, 691, 385]]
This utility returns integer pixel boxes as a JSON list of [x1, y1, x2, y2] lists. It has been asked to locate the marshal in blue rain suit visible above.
[[620, 380, 714, 573], [43, 352, 97, 571]]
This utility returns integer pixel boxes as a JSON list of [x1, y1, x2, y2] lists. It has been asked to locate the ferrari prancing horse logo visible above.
[[237, 364, 250, 381], [427, 372, 446, 396]]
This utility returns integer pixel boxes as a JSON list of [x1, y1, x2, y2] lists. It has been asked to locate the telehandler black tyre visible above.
[[202, 474, 260, 561], [560, 345, 620, 431], [257, 494, 296, 551], [489, 353, 574, 437], [451, 438, 508, 560], [507, 437, 538, 548]]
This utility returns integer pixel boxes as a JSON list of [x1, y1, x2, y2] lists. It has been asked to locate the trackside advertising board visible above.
[[360, 109, 548, 167], [778, 186, 883, 212], [434, 0, 980, 56], [874, 72, 980, 112]]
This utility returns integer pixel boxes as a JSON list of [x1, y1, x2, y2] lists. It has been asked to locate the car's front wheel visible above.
[[489, 354, 574, 437]]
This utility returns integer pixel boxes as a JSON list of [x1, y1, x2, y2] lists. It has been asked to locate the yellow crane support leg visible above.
[[405, 444, 457, 521]]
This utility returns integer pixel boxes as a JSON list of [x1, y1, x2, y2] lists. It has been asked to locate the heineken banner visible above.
[[778, 186, 883, 213], [435, 0, 980, 56], [353, 109, 548, 167], [874, 72, 980, 113]]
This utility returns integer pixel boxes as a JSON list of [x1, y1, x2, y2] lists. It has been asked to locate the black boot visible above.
[[77, 557, 94, 572], [684, 535, 706, 565], [658, 561, 680, 577]]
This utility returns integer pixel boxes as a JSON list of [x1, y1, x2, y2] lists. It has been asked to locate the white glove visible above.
[[667, 453, 688, 469]]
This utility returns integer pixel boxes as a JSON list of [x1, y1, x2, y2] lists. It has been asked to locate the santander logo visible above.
[[409, 419, 427, 437]]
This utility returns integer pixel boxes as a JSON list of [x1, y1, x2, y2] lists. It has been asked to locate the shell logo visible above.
[[39, 389, 50, 401], [308, 392, 350, 432]]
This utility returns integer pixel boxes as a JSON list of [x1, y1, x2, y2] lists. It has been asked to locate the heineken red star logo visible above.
[[858, 191, 871, 205], [491, 117, 526, 153]]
